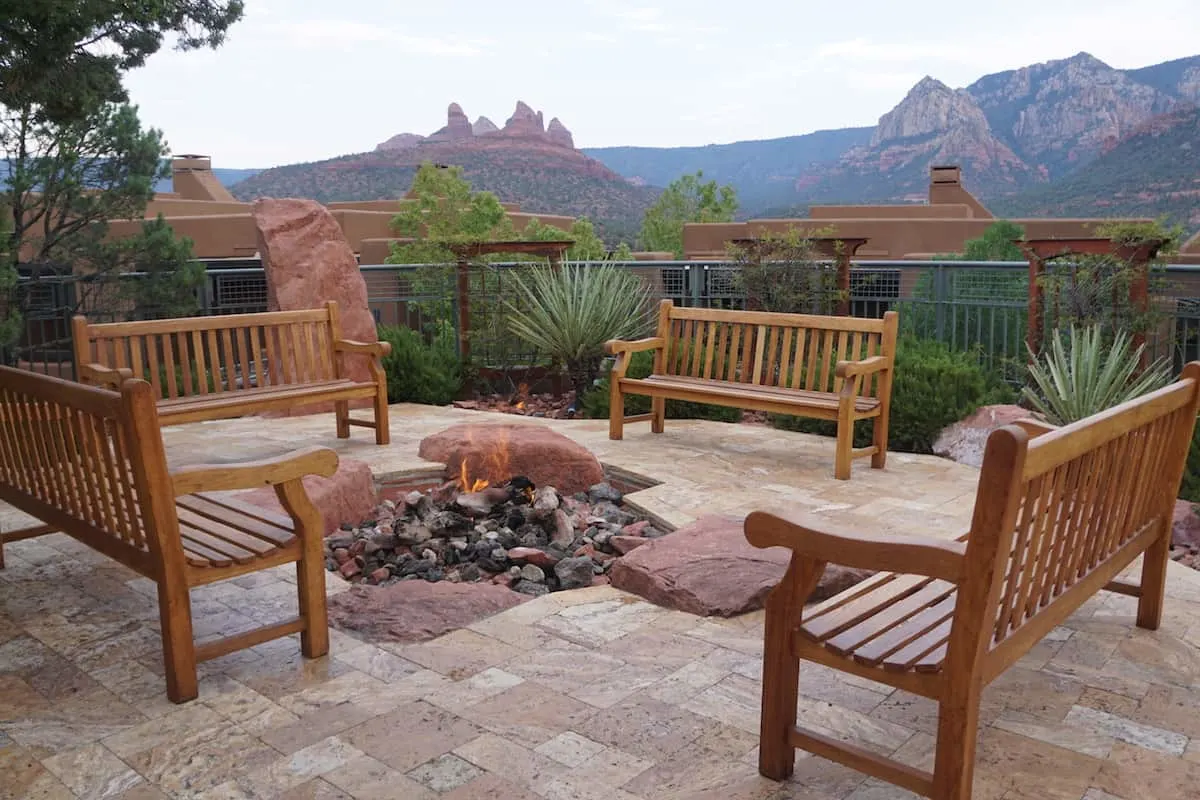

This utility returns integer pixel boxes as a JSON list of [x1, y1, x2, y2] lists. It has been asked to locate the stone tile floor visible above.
[[3, 406, 1200, 799]]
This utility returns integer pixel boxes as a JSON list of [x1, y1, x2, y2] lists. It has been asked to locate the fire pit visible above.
[[324, 425, 664, 596]]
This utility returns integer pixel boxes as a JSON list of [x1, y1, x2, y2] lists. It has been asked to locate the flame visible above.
[[514, 383, 529, 412], [456, 427, 512, 492], [515, 401, 526, 411]]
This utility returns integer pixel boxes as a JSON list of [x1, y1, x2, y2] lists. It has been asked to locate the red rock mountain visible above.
[[232, 101, 658, 242], [373, 101, 577, 152]]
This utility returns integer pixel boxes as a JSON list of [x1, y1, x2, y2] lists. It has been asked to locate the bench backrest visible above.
[[960, 363, 1200, 673], [0, 366, 179, 576], [72, 301, 346, 400], [654, 301, 899, 396]]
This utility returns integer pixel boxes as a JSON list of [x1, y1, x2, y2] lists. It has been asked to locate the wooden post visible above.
[[1021, 247, 1045, 359], [456, 258, 471, 362], [836, 247, 852, 316]]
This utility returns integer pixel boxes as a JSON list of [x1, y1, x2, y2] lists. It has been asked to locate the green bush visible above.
[[378, 322, 463, 405], [769, 337, 1015, 454], [583, 350, 742, 422]]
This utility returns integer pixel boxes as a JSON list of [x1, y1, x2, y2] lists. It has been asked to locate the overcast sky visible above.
[[122, 0, 1200, 168]]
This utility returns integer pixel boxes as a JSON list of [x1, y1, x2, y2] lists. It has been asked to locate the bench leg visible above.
[[651, 397, 666, 434], [871, 414, 889, 470], [1136, 526, 1171, 630], [758, 613, 800, 780], [931, 690, 982, 800], [834, 411, 854, 481], [157, 581, 199, 703], [279, 479, 330, 659], [609, 385, 624, 440], [335, 400, 350, 439], [373, 390, 391, 446]]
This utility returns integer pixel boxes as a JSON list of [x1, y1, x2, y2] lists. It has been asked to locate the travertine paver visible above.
[[2, 405, 1200, 799]]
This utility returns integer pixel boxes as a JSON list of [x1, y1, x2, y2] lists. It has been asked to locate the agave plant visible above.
[[1022, 324, 1171, 426], [505, 263, 654, 404]]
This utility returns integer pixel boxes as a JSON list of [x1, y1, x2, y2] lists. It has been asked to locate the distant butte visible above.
[[374, 101, 576, 152]]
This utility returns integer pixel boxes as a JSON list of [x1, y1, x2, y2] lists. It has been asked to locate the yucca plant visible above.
[[505, 263, 653, 403], [1023, 324, 1171, 426]]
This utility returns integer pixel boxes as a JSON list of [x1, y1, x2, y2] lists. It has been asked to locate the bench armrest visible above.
[[605, 337, 664, 356], [606, 337, 665, 379], [334, 339, 392, 357], [171, 446, 339, 496], [1013, 418, 1056, 438], [80, 363, 134, 390], [745, 509, 966, 583], [835, 355, 890, 380]]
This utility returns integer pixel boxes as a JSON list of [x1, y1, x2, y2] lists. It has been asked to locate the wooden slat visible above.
[[852, 593, 958, 667], [220, 328, 238, 392], [763, 326, 781, 387], [803, 327, 820, 390], [702, 321, 717, 379], [778, 327, 794, 389], [751, 325, 767, 385], [713, 324, 728, 381], [881, 617, 952, 672], [248, 326, 266, 388], [823, 580, 955, 657], [175, 508, 281, 555], [176, 332, 194, 395], [205, 329, 223, 393], [145, 336, 163, 399], [84, 307, 330, 337], [179, 493, 295, 544], [801, 574, 932, 641], [161, 334, 179, 399], [263, 324, 281, 386], [668, 304, 886, 331], [690, 320, 706, 377], [817, 329, 836, 393], [726, 324, 742, 382], [190, 330, 208, 395]]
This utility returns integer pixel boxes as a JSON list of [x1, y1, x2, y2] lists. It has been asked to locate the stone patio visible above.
[[3, 406, 1200, 799]]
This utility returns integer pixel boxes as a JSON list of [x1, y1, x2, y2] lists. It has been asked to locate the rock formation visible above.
[[546, 117, 574, 149], [424, 102, 474, 143], [472, 115, 498, 135], [375, 132, 422, 151], [239, 459, 376, 536], [502, 100, 546, 138]]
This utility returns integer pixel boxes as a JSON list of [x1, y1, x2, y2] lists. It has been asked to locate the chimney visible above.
[[929, 165, 962, 186], [928, 164, 991, 219], [169, 154, 235, 202]]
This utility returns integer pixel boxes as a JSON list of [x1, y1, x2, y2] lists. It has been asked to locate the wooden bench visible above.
[[0, 366, 338, 703], [606, 301, 898, 479], [745, 362, 1200, 799], [72, 300, 391, 444]]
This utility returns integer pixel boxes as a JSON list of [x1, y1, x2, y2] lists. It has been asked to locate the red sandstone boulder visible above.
[[235, 458, 376, 536], [1173, 499, 1200, 551], [418, 423, 603, 495], [933, 405, 1032, 467], [253, 197, 380, 414], [610, 515, 871, 617], [327, 580, 528, 643]]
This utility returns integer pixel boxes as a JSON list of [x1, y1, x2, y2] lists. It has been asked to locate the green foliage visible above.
[[957, 220, 1026, 261], [1022, 325, 1171, 426], [520, 216, 616, 261], [0, 0, 243, 123], [581, 349, 742, 422], [727, 226, 844, 314], [504, 264, 653, 401], [388, 163, 514, 264], [1, 102, 201, 350], [770, 337, 1015, 454], [638, 171, 738, 257], [1094, 219, 1183, 253], [377, 322, 463, 406]]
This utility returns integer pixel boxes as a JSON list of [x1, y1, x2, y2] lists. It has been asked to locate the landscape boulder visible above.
[[418, 422, 603, 495], [253, 197, 380, 413], [1173, 499, 1200, 551], [327, 580, 528, 643], [235, 457, 376, 536], [610, 514, 871, 617], [933, 404, 1032, 467]]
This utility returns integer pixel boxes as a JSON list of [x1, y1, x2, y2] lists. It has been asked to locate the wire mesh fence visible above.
[[8, 259, 1200, 384]]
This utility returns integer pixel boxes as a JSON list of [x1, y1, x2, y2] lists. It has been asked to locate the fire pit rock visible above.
[[418, 422, 603, 495], [237, 457, 376, 536], [609, 514, 872, 617], [328, 580, 528, 643], [324, 480, 663, 595]]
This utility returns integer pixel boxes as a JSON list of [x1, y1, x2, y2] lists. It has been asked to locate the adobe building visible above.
[[682, 165, 1160, 260], [108, 155, 579, 262]]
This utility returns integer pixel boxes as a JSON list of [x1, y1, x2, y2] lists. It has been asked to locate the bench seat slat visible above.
[[800, 573, 932, 641], [177, 494, 295, 545], [158, 379, 375, 414], [620, 375, 880, 415], [175, 508, 284, 555], [821, 580, 956, 656]]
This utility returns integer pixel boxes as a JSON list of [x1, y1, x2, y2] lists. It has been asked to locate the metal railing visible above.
[[8, 259, 1200, 384]]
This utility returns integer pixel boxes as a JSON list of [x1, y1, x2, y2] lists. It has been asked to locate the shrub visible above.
[[769, 337, 1014, 454], [505, 263, 653, 403], [1022, 325, 1170, 426], [378, 322, 463, 405], [582, 349, 742, 422]]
